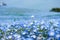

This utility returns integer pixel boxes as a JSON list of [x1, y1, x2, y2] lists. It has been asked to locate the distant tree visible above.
[[50, 8, 60, 12]]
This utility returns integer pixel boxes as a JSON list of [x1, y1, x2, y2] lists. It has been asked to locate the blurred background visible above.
[[1, 0, 60, 11], [0, 0, 60, 22]]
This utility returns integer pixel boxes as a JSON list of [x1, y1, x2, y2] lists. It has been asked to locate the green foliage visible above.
[[0, 29, 4, 39], [51, 8, 60, 12]]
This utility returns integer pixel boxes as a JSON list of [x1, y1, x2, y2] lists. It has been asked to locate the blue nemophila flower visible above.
[[13, 34, 21, 40], [56, 34, 60, 38], [49, 19, 59, 26], [31, 34, 36, 39], [40, 25, 45, 29], [29, 22, 34, 26], [10, 24, 20, 29], [0, 24, 8, 32], [33, 20, 40, 26], [26, 38, 33, 40], [21, 31, 28, 35], [32, 27, 39, 33], [30, 32, 35, 35], [37, 34, 43, 40], [56, 34, 60, 40], [33, 29, 37, 33], [7, 35, 12, 39], [23, 24, 27, 27], [21, 37, 26, 40], [13, 34, 21, 38], [48, 31, 55, 37]]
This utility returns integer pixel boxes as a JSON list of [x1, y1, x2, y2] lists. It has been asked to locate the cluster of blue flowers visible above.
[[0, 17, 60, 40]]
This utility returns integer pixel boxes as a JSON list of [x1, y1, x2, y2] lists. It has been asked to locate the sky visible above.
[[1, 0, 60, 10]]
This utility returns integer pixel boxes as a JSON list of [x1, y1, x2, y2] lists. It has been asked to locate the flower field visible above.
[[0, 0, 60, 40], [0, 17, 60, 40]]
